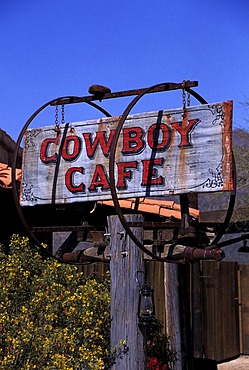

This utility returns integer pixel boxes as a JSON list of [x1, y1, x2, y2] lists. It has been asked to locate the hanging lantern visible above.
[[138, 284, 155, 324]]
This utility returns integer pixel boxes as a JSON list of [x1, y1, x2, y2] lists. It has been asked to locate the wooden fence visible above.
[[239, 264, 249, 354], [81, 259, 249, 363], [192, 261, 240, 361]]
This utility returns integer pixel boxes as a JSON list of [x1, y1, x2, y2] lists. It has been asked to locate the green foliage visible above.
[[0, 235, 177, 369], [104, 339, 129, 368], [0, 235, 110, 370]]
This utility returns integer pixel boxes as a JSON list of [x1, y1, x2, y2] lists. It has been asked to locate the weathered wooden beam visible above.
[[164, 263, 182, 370], [199, 210, 227, 223], [108, 214, 146, 369]]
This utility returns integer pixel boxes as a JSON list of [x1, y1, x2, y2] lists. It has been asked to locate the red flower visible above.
[[147, 356, 168, 369]]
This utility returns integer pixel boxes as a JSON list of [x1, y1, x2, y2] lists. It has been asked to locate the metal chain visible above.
[[187, 90, 191, 107], [54, 104, 65, 133], [61, 104, 65, 125], [182, 80, 187, 119], [54, 105, 60, 133], [182, 80, 191, 118], [182, 81, 186, 111], [55, 105, 59, 125]]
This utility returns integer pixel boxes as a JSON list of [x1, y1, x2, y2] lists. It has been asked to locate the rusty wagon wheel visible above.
[[12, 96, 112, 265], [108, 82, 236, 263]]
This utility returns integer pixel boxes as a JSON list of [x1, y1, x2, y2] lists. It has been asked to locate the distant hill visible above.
[[231, 128, 249, 221]]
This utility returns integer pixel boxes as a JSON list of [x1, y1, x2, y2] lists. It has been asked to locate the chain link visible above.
[[187, 89, 191, 107], [54, 105, 65, 133], [61, 104, 65, 125], [182, 80, 191, 119], [54, 105, 60, 133], [182, 81, 186, 119], [182, 82, 186, 111], [55, 105, 59, 125]]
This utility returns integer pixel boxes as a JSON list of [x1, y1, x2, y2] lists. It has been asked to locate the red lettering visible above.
[[65, 167, 85, 193], [141, 158, 164, 186], [122, 127, 145, 155], [62, 135, 81, 161], [40, 136, 60, 164], [88, 164, 110, 192], [116, 161, 138, 190], [147, 123, 171, 151], [83, 130, 115, 159], [172, 119, 200, 147]]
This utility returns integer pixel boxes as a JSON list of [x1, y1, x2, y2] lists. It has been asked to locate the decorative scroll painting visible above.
[[21, 101, 233, 206]]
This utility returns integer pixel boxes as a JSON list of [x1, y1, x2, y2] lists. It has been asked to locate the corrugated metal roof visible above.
[[98, 198, 200, 220]]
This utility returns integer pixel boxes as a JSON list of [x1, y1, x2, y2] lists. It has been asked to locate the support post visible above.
[[164, 263, 182, 370], [178, 264, 195, 370], [108, 214, 146, 369]]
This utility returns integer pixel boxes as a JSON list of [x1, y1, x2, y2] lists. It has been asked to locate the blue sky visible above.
[[1, 0, 249, 141]]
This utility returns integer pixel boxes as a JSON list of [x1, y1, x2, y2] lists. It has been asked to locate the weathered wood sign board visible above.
[[21, 101, 233, 206]]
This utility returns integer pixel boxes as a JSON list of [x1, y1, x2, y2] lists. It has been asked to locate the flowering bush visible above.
[[0, 235, 110, 369], [146, 319, 177, 370], [0, 235, 177, 369], [147, 357, 168, 369]]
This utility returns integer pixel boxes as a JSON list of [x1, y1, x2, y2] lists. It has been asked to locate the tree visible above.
[[231, 128, 249, 222]]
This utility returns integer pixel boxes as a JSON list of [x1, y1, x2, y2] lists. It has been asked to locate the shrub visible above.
[[0, 235, 110, 370], [0, 235, 177, 369]]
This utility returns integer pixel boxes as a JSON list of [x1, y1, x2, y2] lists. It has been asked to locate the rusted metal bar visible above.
[[62, 242, 224, 264], [217, 233, 249, 248], [30, 225, 94, 233], [144, 244, 225, 262], [182, 246, 224, 261], [126, 221, 181, 229], [62, 250, 107, 263], [50, 81, 198, 106]]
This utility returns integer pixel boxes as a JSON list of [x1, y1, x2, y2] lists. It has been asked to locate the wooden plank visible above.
[[79, 262, 109, 276], [109, 214, 146, 369], [147, 261, 166, 330], [239, 265, 249, 354], [201, 261, 239, 361], [199, 209, 227, 223], [164, 263, 183, 370], [178, 264, 195, 369], [21, 101, 233, 206], [144, 260, 186, 370], [192, 262, 205, 358]]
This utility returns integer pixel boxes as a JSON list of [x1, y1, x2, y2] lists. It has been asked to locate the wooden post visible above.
[[164, 263, 182, 370], [108, 214, 146, 369], [178, 264, 195, 370]]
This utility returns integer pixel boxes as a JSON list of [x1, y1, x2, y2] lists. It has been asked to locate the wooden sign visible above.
[[21, 101, 233, 206]]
